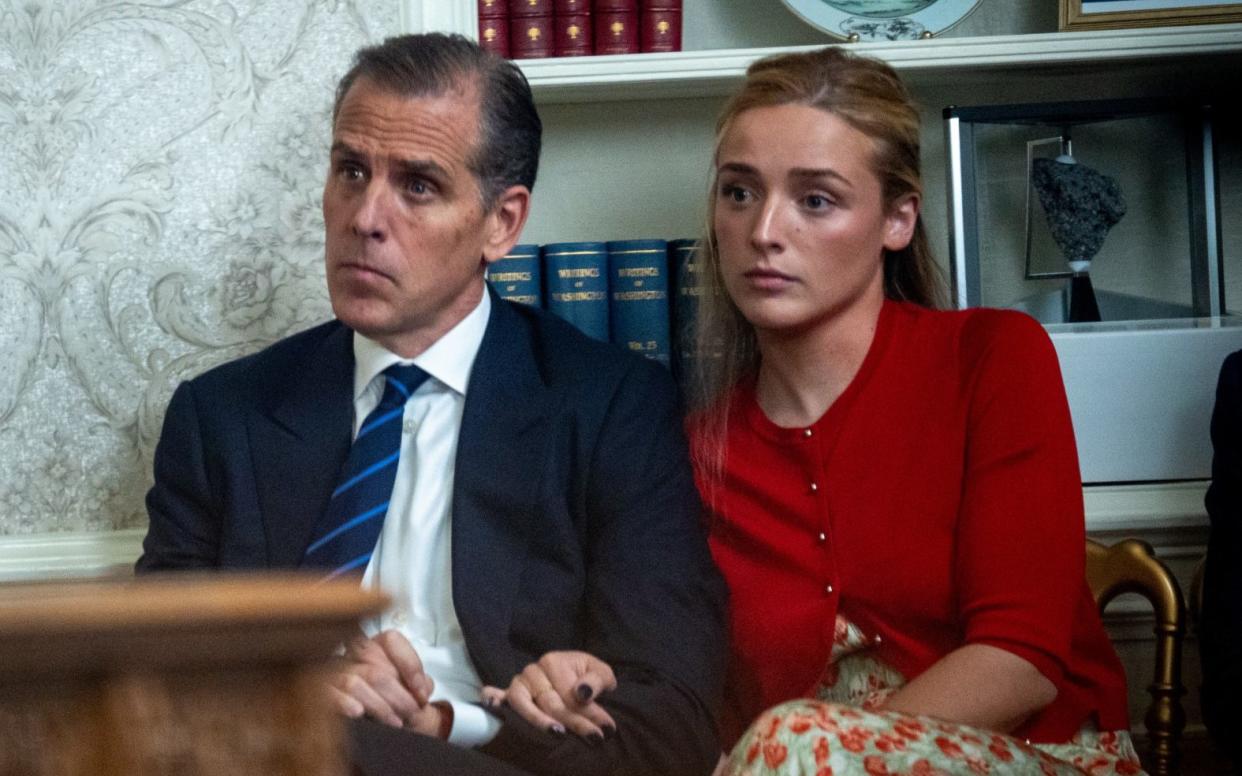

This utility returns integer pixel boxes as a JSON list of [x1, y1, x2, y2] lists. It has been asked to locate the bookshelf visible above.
[[514, 25, 1242, 103], [401, 1, 1242, 102]]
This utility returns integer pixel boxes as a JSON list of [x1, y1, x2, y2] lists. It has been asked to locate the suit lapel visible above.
[[250, 323, 355, 568], [452, 293, 553, 676]]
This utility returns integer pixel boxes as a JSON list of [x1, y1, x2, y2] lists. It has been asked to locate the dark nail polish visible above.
[[603, 724, 617, 740], [588, 732, 604, 746], [575, 684, 593, 703], [483, 696, 498, 708], [550, 724, 566, 736]]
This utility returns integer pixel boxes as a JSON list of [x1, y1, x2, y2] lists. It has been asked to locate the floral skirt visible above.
[[723, 618, 1145, 776]]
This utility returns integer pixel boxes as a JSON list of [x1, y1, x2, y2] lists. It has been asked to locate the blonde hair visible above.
[[688, 46, 947, 492]]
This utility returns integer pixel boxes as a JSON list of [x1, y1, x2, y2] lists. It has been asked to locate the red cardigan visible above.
[[695, 300, 1130, 746]]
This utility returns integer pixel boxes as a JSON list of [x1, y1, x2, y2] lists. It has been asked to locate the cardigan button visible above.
[[803, 428, 813, 438], [825, 584, 833, 594], [809, 482, 819, 492], [817, 532, 826, 543]]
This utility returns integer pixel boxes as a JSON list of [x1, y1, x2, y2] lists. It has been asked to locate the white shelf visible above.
[[518, 24, 1242, 103]]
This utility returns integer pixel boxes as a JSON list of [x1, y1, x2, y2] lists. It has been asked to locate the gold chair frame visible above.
[[1086, 539, 1186, 776]]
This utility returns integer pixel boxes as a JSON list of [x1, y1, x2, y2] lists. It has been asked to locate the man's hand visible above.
[[481, 650, 617, 740], [330, 630, 440, 733]]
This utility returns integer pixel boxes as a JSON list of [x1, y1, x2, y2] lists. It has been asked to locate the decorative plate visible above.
[[779, 0, 983, 41]]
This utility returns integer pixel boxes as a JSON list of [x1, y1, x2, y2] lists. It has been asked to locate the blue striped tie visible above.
[[303, 364, 429, 578]]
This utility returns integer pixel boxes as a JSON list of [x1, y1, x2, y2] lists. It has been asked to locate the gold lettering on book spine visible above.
[[617, 267, 659, 278], [557, 268, 600, 279], [551, 292, 606, 302], [612, 290, 666, 301], [490, 272, 532, 282]]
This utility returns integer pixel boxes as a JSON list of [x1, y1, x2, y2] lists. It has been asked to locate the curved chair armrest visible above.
[[1086, 538, 1186, 776]]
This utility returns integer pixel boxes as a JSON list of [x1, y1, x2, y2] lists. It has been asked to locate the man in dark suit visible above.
[[137, 33, 726, 776], [1201, 348, 1241, 769]]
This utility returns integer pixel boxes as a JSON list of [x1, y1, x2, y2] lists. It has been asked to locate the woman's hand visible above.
[[482, 650, 618, 740]]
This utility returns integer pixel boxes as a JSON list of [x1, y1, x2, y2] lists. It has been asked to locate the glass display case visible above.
[[945, 98, 1224, 323], [945, 98, 1240, 482]]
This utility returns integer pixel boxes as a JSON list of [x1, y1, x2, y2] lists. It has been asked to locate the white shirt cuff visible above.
[[445, 699, 502, 748]]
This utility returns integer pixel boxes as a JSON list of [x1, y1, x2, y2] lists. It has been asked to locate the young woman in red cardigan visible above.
[[685, 47, 1140, 775], [481, 45, 1138, 776]]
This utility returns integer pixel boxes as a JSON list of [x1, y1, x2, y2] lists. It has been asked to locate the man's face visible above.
[[323, 77, 496, 357]]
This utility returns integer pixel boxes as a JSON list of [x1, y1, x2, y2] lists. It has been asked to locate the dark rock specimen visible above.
[[1032, 156, 1126, 264]]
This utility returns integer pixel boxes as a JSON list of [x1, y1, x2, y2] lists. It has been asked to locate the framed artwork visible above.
[[1060, 0, 1242, 30], [778, 0, 983, 41]]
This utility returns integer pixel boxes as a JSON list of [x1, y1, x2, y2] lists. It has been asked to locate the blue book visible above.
[[668, 238, 702, 381], [488, 244, 542, 307], [543, 242, 609, 341], [607, 239, 670, 366]]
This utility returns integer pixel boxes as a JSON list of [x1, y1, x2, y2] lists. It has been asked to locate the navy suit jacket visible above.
[[1201, 349, 1242, 760], [138, 289, 727, 776]]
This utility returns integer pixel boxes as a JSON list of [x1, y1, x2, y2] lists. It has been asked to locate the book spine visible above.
[[555, 13, 593, 56], [509, 0, 553, 15], [640, 6, 681, 53], [489, 244, 542, 307], [510, 14, 555, 58], [608, 239, 670, 366], [556, 0, 591, 12], [544, 243, 610, 341], [594, 9, 639, 54], [668, 238, 702, 382], [479, 13, 511, 58]]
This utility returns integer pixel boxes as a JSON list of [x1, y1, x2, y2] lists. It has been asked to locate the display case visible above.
[[944, 98, 1224, 322], [945, 97, 1240, 481]]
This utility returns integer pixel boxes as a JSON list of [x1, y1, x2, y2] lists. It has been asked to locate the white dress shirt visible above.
[[354, 290, 501, 747]]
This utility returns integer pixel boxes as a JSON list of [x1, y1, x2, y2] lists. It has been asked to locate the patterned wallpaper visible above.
[[0, 1, 397, 535]]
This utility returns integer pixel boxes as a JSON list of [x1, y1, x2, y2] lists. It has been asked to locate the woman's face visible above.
[[713, 103, 916, 336]]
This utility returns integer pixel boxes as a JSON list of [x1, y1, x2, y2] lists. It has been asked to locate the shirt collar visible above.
[[351, 290, 491, 400]]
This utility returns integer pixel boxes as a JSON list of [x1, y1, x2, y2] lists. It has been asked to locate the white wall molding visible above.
[[0, 528, 144, 582], [1084, 480, 1209, 540]]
